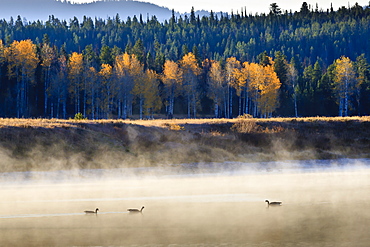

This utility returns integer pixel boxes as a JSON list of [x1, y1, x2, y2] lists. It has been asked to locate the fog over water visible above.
[[0, 159, 370, 246]]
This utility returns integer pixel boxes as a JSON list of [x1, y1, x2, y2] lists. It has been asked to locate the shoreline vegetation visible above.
[[0, 116, 370, 172]]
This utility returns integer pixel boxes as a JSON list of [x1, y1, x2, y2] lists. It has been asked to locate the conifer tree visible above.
[[354, 54, 370, 115]]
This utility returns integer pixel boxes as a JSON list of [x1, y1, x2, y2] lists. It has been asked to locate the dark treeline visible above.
[[0, 2, 370, 119]]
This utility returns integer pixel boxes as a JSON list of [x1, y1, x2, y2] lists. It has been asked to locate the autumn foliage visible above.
[[0, 38, 368, 119]]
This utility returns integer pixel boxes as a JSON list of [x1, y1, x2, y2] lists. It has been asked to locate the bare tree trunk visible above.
[[245, 88, 249, 115], [139, 97, 143, 120], [229, 87, 233, 118], [44, 68, 50, 117]]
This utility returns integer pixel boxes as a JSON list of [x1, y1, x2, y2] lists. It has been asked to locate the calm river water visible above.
[[0, 159, 369, 246]]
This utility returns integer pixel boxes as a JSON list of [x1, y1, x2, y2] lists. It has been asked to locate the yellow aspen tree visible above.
[[99, 64, 113, 118], [234, 64, 249, 116], [114, 53, 130, 79], [68, 52, 84, 115], [240, 61, 254, 116], [129, 54, 146, 119], [0, 40, 4, 67], [114, 53, 144, 119], [143, 69, 161, 118], [40, 43, 56, 117], [129, 54, 143, 78], [5, 40, 39, 117], [162, 60, 183, 118], [246, 62, 264, 116], [114, 53, 132, 119], [259, 65, 281, 117], [246, 62, 280, 117], [333, 56, 356, 116], [225, 57, 241, 118], [207, 60, 226, 118], [131, 70, 146, 119], [180, 52, 201, 118]]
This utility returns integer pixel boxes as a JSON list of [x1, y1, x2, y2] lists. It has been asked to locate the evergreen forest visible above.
[[1, 2, 370, 119]]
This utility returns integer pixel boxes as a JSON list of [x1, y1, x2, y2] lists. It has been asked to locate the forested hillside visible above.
[[0, 2, 370, 119], [0, 0, 173, 22]]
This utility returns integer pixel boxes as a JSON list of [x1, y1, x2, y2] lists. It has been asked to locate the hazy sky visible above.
[[72, 0, 369, 13]]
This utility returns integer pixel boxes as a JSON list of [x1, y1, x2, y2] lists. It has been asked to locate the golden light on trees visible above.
[[243, 61, 281, 117], [142, 69, 161, 117], [333, 56, 357, 117], [259, 64, 281, 117], [180, 52, 201, 118], [207, 60, 226, 118], [41, 43, 56, 116], [99, 63, 114, 118], [68, 52, 84, 114], [6, 39, 38, 82], [162, 60, 183, 117], [5, 39, 39, 117]]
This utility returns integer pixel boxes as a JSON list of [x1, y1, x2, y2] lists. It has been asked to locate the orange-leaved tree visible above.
[[162, 60, 183, 118], [98, 64, 114, 119], [225, 57, 241, 118], [333, 56, 357, 116], [68, 52, 84, 115], [40, 43, 56, 117], [142, 69, 161, 118], [246, 61, 281, 117], [114, 53, 132, 119], [114, 53, 143, 119], [207, 60, 226, 118], [258, 64, 281, 117], [180, 52, 201, 118], [5, 39, 39, 117]]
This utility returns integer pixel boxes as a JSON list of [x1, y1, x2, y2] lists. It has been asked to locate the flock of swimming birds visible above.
[[84, 206, 145, 214], [83, 201, 281, 214]]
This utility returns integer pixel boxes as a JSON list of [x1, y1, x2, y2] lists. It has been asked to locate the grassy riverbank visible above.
[[0, 117, 369, 172]]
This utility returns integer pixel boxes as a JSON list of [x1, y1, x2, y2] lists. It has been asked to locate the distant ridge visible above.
[[0, 0, 174, 22]]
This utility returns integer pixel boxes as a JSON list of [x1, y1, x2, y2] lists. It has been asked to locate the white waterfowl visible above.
[[127, 206, 144, 213], [265, 200, 282, 206], [84, 208, 99, 214]]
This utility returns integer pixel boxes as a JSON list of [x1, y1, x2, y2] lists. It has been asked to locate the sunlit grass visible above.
[[0, 116, 369, 129]]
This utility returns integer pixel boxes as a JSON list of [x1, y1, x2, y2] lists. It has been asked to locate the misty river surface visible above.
[[0, 159, 370, 246]]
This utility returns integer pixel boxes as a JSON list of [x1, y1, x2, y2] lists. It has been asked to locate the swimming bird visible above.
[[265, 200, 282, 206], [84, 208, 99, 214], [127, 206, 144, 213]]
